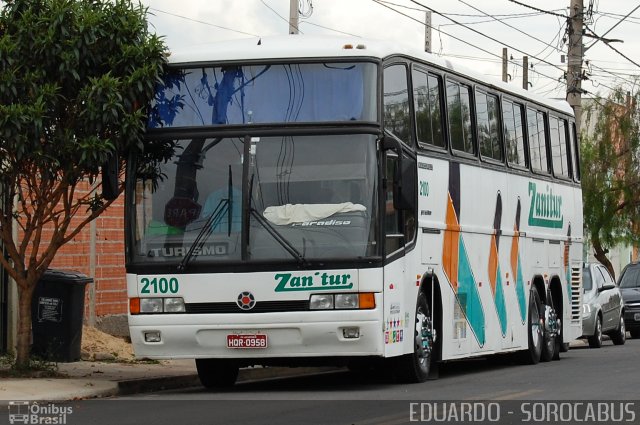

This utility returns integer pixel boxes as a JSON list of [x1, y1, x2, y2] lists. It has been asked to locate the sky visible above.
[[140, 0, 640, 100]]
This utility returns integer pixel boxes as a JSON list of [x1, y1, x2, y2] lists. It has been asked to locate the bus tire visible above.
[[517, 286, 543, 365], [195, 359, 239, 389], [396, 291, 433, 383], [540, 305, 557, 362]]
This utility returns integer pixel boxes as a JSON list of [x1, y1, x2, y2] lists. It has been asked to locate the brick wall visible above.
[[34, 181, 128, 322]]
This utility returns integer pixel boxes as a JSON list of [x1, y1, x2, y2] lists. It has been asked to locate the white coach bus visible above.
[[126, 35, 583, 387]]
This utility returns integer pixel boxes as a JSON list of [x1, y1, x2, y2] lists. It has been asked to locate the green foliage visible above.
[[0, 0, 170, 367], [582, 87, 640, 273], [0, 0, 168, 188]]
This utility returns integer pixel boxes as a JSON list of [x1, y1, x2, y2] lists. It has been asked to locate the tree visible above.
[[582, 88, 640, 279], [0, 0, 171, 367]]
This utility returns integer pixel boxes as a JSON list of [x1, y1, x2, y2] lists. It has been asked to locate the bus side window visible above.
[[503, 99, 527, 168], [384, 64, 413, 146], [527, 108, 549, 173], [447, 80, 474, 155], [476, 90, 503, 161], [549, 116, 570, 178], [413, 69, 445, 149]]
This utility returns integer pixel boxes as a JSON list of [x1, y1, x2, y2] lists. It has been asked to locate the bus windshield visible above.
[[132, 134, 379, 265], [148, 62, 378, 128]]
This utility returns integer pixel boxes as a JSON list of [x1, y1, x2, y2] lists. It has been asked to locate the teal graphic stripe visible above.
[[457, 237, 486, 346], [495, 265, 507, 336], [516, 259, 526, 324]]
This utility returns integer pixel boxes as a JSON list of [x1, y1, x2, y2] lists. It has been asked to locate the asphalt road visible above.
[[67, 337, 640, 425]]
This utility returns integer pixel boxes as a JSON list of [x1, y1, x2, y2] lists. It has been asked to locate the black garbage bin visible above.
[[31, 269, 92, 362]]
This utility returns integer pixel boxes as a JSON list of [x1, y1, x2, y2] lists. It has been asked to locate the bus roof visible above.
[[168, 35, 573, 116]]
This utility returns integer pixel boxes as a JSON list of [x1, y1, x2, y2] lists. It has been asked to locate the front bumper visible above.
[[129, 311, 384, 360], [623, 308, 640, 331]]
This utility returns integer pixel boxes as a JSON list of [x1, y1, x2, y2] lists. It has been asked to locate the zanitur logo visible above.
[[528, 182, 564, 229], [8, 401, 73, 425], [274, 272, 354, 292]]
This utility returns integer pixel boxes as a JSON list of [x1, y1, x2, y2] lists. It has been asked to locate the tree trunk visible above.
[[592, 237, 616, 280], [15, 281, 35, 367]]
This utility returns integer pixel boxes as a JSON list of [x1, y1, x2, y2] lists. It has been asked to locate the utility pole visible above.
[[523, 56, 529, 90], [289, 0, 299, 34], [425, 11, 432, 53], [567, 0, 584, 133], [502, 48, 508, 83]]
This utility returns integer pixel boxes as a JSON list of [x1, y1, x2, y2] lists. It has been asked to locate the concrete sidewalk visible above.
[[0, 360, 339, 403]]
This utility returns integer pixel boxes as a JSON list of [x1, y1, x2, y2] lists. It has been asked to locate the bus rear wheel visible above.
[[517, 286, 543, 364], [396, 291, 433, 383], [195, 359, 239, 389]]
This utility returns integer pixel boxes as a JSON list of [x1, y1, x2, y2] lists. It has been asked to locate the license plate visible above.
[[634, 313, 640, 321], [226, 334, 268, 349]]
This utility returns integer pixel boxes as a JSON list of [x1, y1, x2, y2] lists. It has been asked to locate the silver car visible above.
[[581, 263, 626, 347]]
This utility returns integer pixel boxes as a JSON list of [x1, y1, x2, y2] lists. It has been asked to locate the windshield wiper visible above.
[[177, 199, 228, 272], [177, 166, 233, 271], [246, 172, 307, 266]]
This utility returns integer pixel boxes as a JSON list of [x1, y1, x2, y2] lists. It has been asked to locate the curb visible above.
[[115, 366, 342, 396]]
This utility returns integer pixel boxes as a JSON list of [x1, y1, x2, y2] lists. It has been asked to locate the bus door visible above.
[[382, 144, 417, 357]]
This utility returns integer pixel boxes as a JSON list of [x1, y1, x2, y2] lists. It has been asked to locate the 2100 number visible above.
[[140, 277, 179, 294]]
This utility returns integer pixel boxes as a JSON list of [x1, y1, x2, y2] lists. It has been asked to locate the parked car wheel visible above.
[[588, 316, 603, 348], [609, 314, 626, 345]]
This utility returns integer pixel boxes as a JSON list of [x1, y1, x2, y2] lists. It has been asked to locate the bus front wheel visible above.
[[195, 359, 239, 389], [396, 291, 433, 383]]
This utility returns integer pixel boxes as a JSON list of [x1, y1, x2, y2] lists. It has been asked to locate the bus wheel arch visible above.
[[549, 276, 564, 358], [394, 272, 441, 383], [420, 273, 442, 364]]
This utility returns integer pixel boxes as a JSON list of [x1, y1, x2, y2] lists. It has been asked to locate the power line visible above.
[[507, 0, 567, 19], [260, 0, 304, 34], [148, 7, 260, 38], [301, 21, 361, 37], [371, 0, 566, 88], [458, 0, 564, 55], [585, 4, 640, 52], [406, 0, 567, 74]]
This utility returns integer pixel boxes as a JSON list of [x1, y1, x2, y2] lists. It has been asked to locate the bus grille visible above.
[[185, 300, 309, 314], [570, 265, 582, 322]]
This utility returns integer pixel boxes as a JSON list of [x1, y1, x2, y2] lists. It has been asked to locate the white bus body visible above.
[[126, 36, 583, 386]]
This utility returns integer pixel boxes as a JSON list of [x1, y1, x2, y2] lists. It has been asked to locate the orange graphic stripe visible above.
[[443, 194, 460, 292], [488, 234, 498, 295], [510, 227, 519, 277]]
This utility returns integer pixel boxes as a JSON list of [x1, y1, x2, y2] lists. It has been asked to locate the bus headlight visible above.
[[164, 298, 186, 313], [140, 298, 163, 313], [310, 294, 334, 310], [335, 293, 359, 309], [130, 297, 186, 314], [309, 293, 375, 310]]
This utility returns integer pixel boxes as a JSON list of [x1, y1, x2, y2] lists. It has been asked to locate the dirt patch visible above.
[[81, 326, 135, 362]]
